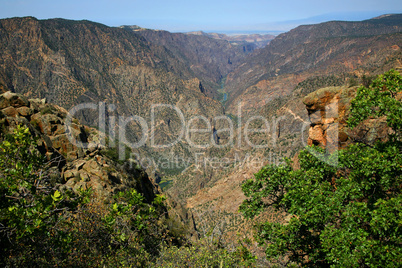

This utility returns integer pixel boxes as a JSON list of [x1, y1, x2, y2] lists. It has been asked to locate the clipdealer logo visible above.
[[64, 100, 339, 168]]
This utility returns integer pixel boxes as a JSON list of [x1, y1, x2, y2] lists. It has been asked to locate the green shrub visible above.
[[153, 238, 256, 267], [53, 190, 169, 267], [0, 125, 89, 266]]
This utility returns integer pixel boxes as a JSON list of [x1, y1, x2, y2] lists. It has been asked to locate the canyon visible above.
[[1, 14, 402, 249]]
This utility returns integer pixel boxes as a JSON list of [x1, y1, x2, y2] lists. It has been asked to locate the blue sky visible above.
[[1, 0, 402, 33]]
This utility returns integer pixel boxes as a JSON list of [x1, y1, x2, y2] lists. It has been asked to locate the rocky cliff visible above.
[[164, 13, 402, 244], [0, 91, 158, 200], [2, 14, 402, 250], [173, 76, 400, 247]]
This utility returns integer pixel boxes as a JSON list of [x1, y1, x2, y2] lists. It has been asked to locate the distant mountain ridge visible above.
[[223, 13, 402, 113], [185, 31, 276, 48]]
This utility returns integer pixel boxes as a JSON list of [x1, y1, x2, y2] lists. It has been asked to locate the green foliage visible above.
[[0, 126, 257, 267], [104, 189, 165, 250], [55, 190, 170, 267], [153, 238, 256, 267], [240, 70, 402, 267], [348, 69, 402, 137], [0, 125, 88, 266]]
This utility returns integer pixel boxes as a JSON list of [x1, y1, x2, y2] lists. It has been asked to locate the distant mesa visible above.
[[119, 25, 147, 31]]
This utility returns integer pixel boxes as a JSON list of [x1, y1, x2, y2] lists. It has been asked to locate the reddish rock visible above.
[[304, 86, 393, 150], [308, 125, 326, 146], [51, 134, 79, 156], [339, 131, 349, 143]]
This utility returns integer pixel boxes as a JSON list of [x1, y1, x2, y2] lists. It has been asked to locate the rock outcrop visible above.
[[303, 86, 356, 150], [303, 86, 393, 151], [0, 91, 159, 201]]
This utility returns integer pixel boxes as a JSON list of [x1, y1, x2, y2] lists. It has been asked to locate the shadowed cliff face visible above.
[[129, 28, 253, 99]]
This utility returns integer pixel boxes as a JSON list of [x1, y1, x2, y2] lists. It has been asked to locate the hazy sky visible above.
[[1, 0, 402, 33]]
